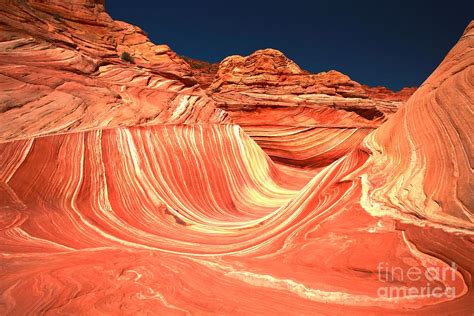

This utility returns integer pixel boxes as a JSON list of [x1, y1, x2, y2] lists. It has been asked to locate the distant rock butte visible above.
[[186, 48, 416, 168]]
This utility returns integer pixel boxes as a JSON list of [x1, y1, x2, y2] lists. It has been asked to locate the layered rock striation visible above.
[[359, 21, 474, 229], [202, 48, 415, 168], [0, 0, 472, 314], [0, 0, 228, 142]]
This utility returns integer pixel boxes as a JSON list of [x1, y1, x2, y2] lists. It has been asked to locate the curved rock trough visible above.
[[0, 0, 472, 314]]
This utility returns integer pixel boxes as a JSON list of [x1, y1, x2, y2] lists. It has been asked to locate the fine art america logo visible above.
[[377, 262, 458, 300]]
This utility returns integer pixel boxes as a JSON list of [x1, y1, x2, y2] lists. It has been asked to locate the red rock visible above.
[[182, 56, 219, 89], [0, 1, 472, 314], [359, 21, 474, 229], [362, 85, 418, 102], [0, 0, 229, 142], [1, 123, 472, 314], [204, 49, 415, 169]]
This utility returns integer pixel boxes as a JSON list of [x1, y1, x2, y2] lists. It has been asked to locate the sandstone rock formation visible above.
[[3, 122, 472, 314], [0, 0, 472, 314], [181, 56, 219, 89], [203, 48, 416, 168], [0, 0, 228, 142], [359, 21, 474, 229]]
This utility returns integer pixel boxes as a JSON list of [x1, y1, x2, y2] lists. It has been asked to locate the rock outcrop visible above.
[[359, 21, 474, 229], [182, 56, 219, 89], [0, 0, 472, 314], [203, 49, 415, 168], [0, 0, 228, 142], [1, 123, 472, 314]]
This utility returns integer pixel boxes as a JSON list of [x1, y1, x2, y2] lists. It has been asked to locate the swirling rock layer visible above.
[[0, 0, 472, 314], [360, 21, 474, 229], [0, 0, 228, 142], [1, 124, 472, 314], [205, 49, 415, 169]]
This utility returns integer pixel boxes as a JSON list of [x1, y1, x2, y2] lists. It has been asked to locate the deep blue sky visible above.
[[107, 0, 473, 90]]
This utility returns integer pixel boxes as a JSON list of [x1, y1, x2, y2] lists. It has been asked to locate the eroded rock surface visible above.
[[182, 56, 219, 89], [0, 1, 472, 314], [204, 49, 416, 168], [360, 21, 474, 229], [0, 0, 228, 142]]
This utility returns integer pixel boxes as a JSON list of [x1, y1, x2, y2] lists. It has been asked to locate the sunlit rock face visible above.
[[1, 125, 471, 314], [0, 0, 473, 314], [0, 0, 228, 142], [360, 21, 474, 229], [204, 49, 415, 169]]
